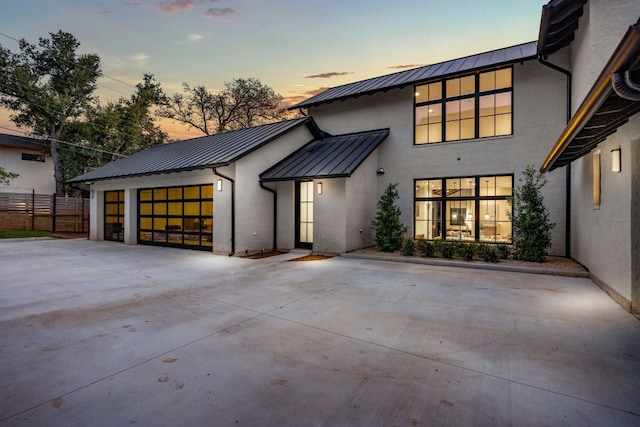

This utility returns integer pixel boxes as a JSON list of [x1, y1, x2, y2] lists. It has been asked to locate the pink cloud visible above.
[[156, 0, 198, 14], [203, 7, 236, 21]]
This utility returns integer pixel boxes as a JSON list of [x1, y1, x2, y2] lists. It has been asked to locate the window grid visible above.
[[414, 175, 513, 243], [138, 184, 213, 251], [415, 68, 513, 144]]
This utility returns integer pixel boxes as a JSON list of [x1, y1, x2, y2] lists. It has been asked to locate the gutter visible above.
[[213, 168, 235, 256], [537, 56, 572, 258], [259, 181, 277, 251], [540, 23, 640, 173]]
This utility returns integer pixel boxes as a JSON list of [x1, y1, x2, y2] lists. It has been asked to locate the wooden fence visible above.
[[0, 192, 89, 232]]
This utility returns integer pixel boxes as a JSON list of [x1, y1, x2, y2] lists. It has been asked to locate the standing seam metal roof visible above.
[[290, 41, 538, 109], [0, 133, 48, 151], [68, 117, 319, 183], [259, 129, 389, 181]]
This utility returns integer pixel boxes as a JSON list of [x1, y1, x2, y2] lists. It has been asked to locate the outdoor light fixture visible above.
[[376, 167, 385, 176], [317, 182, 323, 195], [611, 148, 621, 172], [217, 179, 223, 192]]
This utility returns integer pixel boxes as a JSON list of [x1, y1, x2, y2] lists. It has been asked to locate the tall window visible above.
[[415, 68, 512, 144], [138, 184, 213, 250], [415, 175, 513, 243], [104, 190, 124, 242]]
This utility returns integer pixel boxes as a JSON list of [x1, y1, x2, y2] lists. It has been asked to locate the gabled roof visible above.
[[290, 42, 538, 110], [260, 128, 389, 182], [541, 23, 640, 172], [538, 0, 587, 57], [68, 117, 321, 183], [0, 133, 48, 151]]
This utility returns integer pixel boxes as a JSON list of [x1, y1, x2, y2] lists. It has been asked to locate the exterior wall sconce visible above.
[[376, 168, 385, 175], [317, 182, 323, 195], [217, 179, 223, 191], [611, 148, 621, 172]]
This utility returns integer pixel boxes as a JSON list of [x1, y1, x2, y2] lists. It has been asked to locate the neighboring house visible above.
[[69, 0, 639, 313], [538, 0, 640, 314], [0, 133, 55, 194]]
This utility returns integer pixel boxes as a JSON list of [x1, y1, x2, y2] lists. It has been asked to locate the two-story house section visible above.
[[539, 0, 640, 314], [292, 41, 570, 255]]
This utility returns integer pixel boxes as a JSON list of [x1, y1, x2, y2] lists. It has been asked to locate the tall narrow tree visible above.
[[0, 31, 101, 194]]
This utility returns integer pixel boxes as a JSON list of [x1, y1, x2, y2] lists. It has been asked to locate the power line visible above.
[[0, 124, 125, 157]]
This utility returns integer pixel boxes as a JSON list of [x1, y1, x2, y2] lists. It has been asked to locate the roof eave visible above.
[[541, 23, 640, 173], [67, 162, 231, 184]]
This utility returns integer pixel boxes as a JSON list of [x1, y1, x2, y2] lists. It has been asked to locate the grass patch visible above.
[[0, 230, 54, 239]]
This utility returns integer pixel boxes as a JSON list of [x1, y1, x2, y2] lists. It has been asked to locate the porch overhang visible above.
[[541, 23, 640, 173]]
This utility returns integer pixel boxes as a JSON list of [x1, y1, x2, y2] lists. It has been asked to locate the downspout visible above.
[[213, 168, 235, 256], [259, 181, 277, 251], [538, 56, 572, 258]]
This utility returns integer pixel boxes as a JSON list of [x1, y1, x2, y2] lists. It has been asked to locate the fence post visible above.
[[52, 193, 57, 232], [31, 190, 35, 231]]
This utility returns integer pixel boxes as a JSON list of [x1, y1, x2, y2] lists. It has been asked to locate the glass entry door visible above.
[[104, 190, 124, 242], [296, 181, 313, 249]]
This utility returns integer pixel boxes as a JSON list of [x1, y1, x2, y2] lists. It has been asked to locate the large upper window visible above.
[[414, 175, 513, 243], [415, 68, 512, 144]]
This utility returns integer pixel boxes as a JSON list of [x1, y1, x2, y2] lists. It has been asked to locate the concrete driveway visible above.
[[0, 239, 638, 426]]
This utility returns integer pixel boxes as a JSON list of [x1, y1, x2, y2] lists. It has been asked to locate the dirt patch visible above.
[[288, 255, 333, 262], [243, 251, 286, 259]]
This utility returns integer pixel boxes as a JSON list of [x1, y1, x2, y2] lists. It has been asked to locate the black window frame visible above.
[[414, 174, 514, 243], [137, 184, 213, 251], [414, 67, 513, 145]]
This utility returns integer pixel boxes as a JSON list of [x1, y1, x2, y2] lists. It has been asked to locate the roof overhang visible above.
[[541, 22, 640, 172], [537, 0, 587, 58]]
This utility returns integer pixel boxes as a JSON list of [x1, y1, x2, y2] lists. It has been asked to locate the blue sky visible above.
[[0, 0, 547, 139]]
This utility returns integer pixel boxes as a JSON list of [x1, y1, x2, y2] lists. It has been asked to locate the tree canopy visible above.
[[159, 77, 293, 135], [60, 74, 168, 181], [0, 166, 19, 185], [0, 31, 101, 195]]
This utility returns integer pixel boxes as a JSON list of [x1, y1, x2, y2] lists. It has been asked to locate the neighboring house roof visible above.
[[290, 41, 538, 110], [537, 0, 587, 57], [68, 117, 321, 183], [0, 133, 48, 151], [541, 23, 640, 172], [260, 128, 389, 181]]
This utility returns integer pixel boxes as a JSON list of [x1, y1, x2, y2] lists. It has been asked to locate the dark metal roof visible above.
[[290, 42, 538, 110], [260, 128, 389, 182], [542, 23, 640, 172], [68, 117, 321, 183], [0, 133, 48, 151], [537, 0, 587, 57]]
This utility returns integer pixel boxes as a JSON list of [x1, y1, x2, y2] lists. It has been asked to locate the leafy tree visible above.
[[507, 166, 556, 262], [160, 77, 292, 135], [0, 31, 101, 195], [372, 183, 407, 252], [0, 166, 19, 185], [60, 74, 168, 180]]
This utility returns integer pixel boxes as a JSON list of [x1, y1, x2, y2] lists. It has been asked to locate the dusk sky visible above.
[[1, 0, 547, 140]]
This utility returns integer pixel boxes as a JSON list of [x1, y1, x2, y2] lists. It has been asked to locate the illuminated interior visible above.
[[415, 68, 512, 144], [414, 175, 512, 243], [138, 184, 213, 250], [104, 190, 124, 242]]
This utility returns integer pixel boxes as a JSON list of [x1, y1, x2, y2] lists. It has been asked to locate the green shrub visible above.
[[507, 166, 556, 262], [371, 183, 407, 252], [458, 243, 477, 261], [416, 239, 435, 257], [440, 241, 455, 259], [497, 244, 511, 260], [478, 244, 499, 263], [400, 237, 415, 256]]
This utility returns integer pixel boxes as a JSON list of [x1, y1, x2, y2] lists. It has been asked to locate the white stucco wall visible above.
[[235, 125, 317, 254], [313, 178, 347, 254], [564, 0, 640, 311], [344, 152, 379, 252], [308, 59, 568, 255], [0, 147, 55, 194], [89, 169, 218, 247]]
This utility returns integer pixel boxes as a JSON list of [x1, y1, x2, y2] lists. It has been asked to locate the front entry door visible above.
[[296, 181, 313, 249]]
